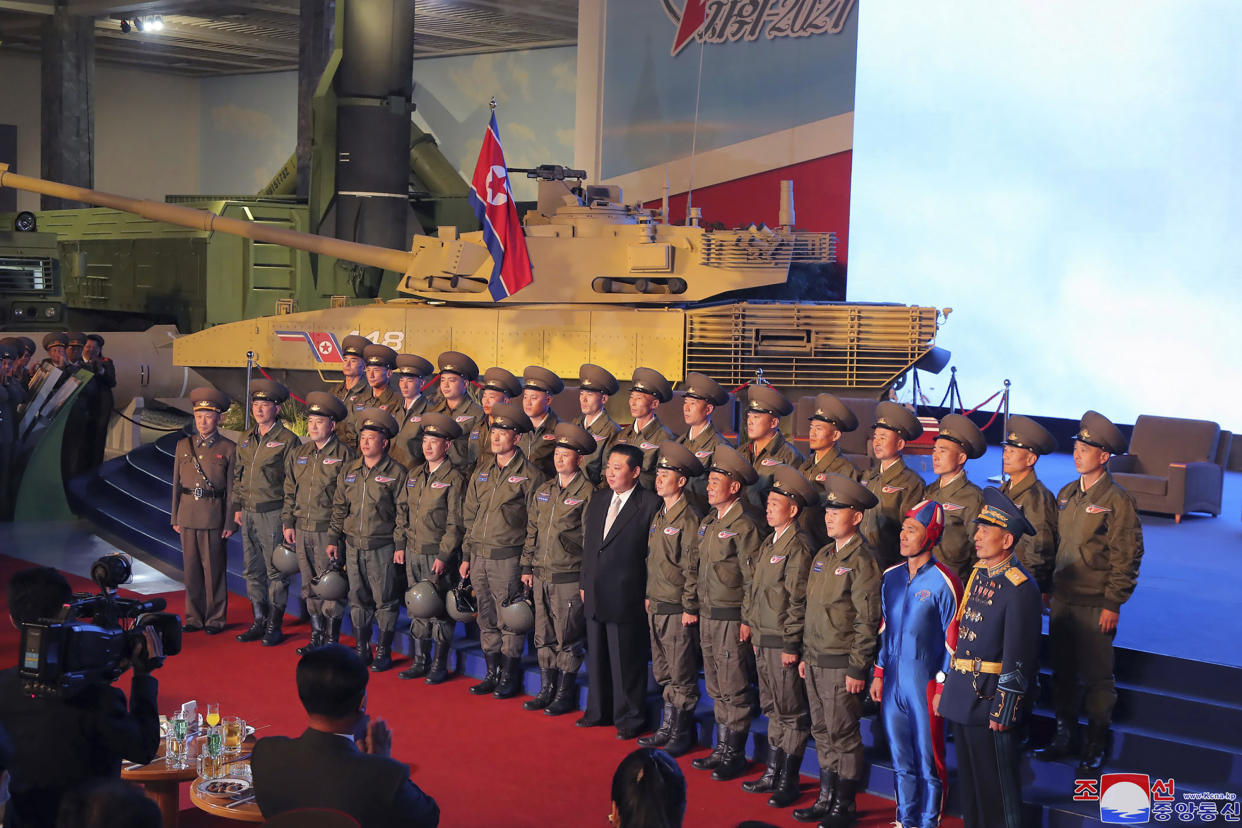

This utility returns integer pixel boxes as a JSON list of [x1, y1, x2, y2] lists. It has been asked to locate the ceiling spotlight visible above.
[[119, 18, 131, 33], [148, 15, 164, 32]]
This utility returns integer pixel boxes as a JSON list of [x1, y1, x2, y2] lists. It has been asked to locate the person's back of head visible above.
[[610, 748, 686, 828], [56, 779, 160, 828], [8, 566, 71, 626], [297, 644, 369, 720]]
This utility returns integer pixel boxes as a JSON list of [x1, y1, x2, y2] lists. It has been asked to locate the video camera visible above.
[[19, 554, 182, 698]]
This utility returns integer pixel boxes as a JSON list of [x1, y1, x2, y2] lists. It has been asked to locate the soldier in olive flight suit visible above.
[[861, 401, 927, 571], [1038, 411, 1144, 777], [398, 412, 466, 684], [924, 413, 987, 581], [742, 465, 819, 809], [282, 392, 355, 653], [343, 344, 401, 444], [613, 367, 676, 490], [232, 380, 299, 646], [460, 402, 545, 699], [328, 408, 408, 672], [799, 393, 862, 551], [389, 354, 435, 470], [332, 335, 372, 446], [471, 366, 524, 473], [999, 414, 1059, 595], [690, 446, 765, 782], [638, 441, 706, 757], [740, 384, 806, 513], [573, 363, 621, 487], [171, 388, 237, 634], [520, 423, 596, 714], [518, 365, 564, 479], [677, 372, 733, 516], [432, 351, 485, 469]]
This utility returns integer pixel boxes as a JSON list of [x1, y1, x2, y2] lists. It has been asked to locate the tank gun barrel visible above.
[[0, 165, 414, 275]]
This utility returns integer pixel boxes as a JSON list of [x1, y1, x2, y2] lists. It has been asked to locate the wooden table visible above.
[[189, 780, 264, 823], [122, 736, 255, 828]]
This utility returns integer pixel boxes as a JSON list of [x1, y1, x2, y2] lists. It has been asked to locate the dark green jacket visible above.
[[741, 431, 806, 511], [282, 435, 355, 532], [1002, 472, 1059, 593], [389, 395, 430, 471], [231, 422, 298, 513], [613, 415, 676, 490], [925, 472, 985, 580], [861, 457, 926, 570], [329, 454, 408, 550], [645, 494, 704, 613], [692, 501, 764, 621], [746, 526, 815, 655], [574, 411, 620, 486], [1054, 472, 1144, 612], [519, 410, 561, 480], [678, 424, 732, 514], [463, 450, 545, 559], [802, 533, 882, 680], [402, 459, 465, 563], [521, 470, 593, 581]]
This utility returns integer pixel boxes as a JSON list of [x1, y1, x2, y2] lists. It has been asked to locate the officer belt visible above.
[[532, 569, 580, 584], [952, 657, 1002, 675], [240, 500, 282, 514], [703, 606, 742, 622], [648, 600, 683, 616], [179, 486, 224, 500]]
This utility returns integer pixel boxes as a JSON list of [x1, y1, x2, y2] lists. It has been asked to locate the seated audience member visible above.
[[610, 748, 687, 828], [0, 567, 159, 828], [251, 645, 440, 828], [56, 779, 160, 828]]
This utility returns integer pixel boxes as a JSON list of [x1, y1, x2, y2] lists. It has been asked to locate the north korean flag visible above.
[[468, 112, 534, 301]]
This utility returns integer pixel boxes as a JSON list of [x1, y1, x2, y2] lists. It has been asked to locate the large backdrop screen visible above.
[[847, 2, 1242, 429]]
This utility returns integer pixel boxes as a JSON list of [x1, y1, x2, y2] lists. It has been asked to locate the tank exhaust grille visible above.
[[698, 230, 837, 268], [0, 257, 58, 294]]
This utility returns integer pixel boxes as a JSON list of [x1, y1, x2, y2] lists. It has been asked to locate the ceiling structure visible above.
[[0, 0, 578, 76]]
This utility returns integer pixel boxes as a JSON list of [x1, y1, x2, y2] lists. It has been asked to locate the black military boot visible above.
[[793, 768, 837, 822], [354, 626, 373, 667], [492, 655, 524, 699], [768, 751, 804, 808], [544, 670, 578, 716], [469, 652, 501, 695], [664, 709, 696, 757], [741, 747, 782, 793], [711, 728, 750, 781], [821, 776, 859, 827], [1076, 722, 1113, 776], [297, 615, 324, 655], [370, 630, 395, 672], [523, 668, 559, 710], [236, 601, 268, 642], [639, 703, 676, 748], [260, 613, 284, 647], [398, 638, 431, 680], [424, 641, 451, 685], [1034, 715, 1079, 760], [323, 616, 342, 646], [692, 729, 729, 771]]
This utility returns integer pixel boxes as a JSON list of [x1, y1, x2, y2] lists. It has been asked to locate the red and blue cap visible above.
[[904, 499, 944, 552]]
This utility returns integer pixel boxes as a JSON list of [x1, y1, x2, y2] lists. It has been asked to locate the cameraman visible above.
[[0, 567, 160, 828]]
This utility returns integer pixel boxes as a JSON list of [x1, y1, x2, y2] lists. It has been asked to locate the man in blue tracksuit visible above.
[[870, 500, 963, 828]]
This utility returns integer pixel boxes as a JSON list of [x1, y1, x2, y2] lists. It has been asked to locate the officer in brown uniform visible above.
[[389, 354, 435, 470], [519, 366, 564, 479], [573, 364, 621, 486], [520, 423, 595, 713], [740, 384, 806, 513], [797, 473, 882, 826], [432, 351, 485, 469], [677, 372, 733, 515], [861, 401, 927, 570], [742, 465, 818, 808], [690, 445, 764, 782], [460, 402, 544, 698], [471, 366, 523, 473], [171, 388, 237, 634], [332, 334, 371, 445], [614, 367, 676, 490], [361, 344, 401, 412], [282, 392, 355, 654], [398, 412, 466, 684], [999, 414, 1059, 595], [925, 413, 987, 580], [639, 441, 706, 757], [1038, 411, 1143, 776], [327, 408, 408, 671], [799, 393, 861, 550], [232, 379, 299, 646]]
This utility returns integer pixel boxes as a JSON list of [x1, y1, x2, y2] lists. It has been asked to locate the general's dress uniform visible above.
[[862, 402, 927, 570], [925, 414, 987, 580], [1000, 415, 1060, 594], [519, 366, 564, 480], [689, 446, 764, 781], [640, 442, 705, 756], [282, 392, 354, 651], [1047, 411, 1143, 773], [739, 385, 805, 513], [800, 474, 882, 825], [331, 334, 372, 447], [398, 412, 466, 682], [232, 380, 299, 645], [461, 403, 544, 694], [938, 489, 1041, 828], [329, 409, 408, 670], [742, 466, 818, 808], [873, 501, 962, 828], [471, 366, 524, 473], [799, 393, 862, 551], [614, 367, 676, 489], [432, 351, 485, 469], [388, 354, 435, 470], [520, 423, 595, 712], [171, 389, 236, 633], [677, 372, 733, 515], [574, 364, 621, 486]]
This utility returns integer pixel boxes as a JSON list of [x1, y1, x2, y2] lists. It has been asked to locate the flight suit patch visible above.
[[345, 474, 357, 483], [323, 457, 341, 464], [297, 457, 308, 465], [761, 458, 781, 466], [694, 450, 712, 458], [942, 502, 964, 511], [812, 561, 825, 573], [375, 475, 395, 483], [565, 497, 584, 506], [508, 476, 528, 484], [882, 485, 904, 493], [769, 554, 786, 564], [718, 531, 738, 539], [537, 492, 551, 502], [834, 566, 852, 575], [431, 481, 451, 489], [265, 441, 283, 448], [1085, 505, 1111, 514], [455, 416, 473, 423], [664, 526, 680, 535]]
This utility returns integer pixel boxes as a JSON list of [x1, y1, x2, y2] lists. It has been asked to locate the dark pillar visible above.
[[40, 6, 94, 209], [297, 0, 335, 201]]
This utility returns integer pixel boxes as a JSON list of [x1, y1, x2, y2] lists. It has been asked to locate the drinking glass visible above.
[[204, 702, 221, 728], [200, 727, 225, 779], [223, 717, 247, 755], [165, 713, 189, 769]]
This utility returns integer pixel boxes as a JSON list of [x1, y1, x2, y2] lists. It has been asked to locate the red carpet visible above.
[[0, 555, 960, 827]]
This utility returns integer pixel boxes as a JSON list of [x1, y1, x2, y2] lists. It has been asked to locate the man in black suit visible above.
[[577, 443, 663, 740], [0, 567, 160, 828], [251, 645, 439, 827]]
